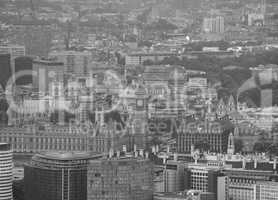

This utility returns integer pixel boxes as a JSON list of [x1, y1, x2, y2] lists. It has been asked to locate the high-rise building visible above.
[[163, 160, 185, 192], [14, 56, 33, 85], [24, 152, 94, 200], [49, 51, 91, 75], [32, 58, 64, 94], [129, 86, 149, 150], [0, 143, 13, 200], [0, 54, 11, 89], [184, 164, 228, 200], [0, 45, 25, 76], [87, 155, 153, 200], [163, 160, 228, 200], [203, 16, 225, 33]]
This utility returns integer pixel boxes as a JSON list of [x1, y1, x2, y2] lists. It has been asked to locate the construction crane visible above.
[[65, 20, 72, 50], [29, 0, 36, 20]]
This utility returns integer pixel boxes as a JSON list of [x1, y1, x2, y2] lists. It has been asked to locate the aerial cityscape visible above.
[[0, 0, 278, 200]]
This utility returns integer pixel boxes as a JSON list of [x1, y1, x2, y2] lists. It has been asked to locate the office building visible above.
[[0, 54, 11, 89], [0, 143, 13, 200], [246, 13, 264, 26], [184, 164, 228, 200], [163, 160, 185, 193], [154, 190, 215, 200], [88, 155, 153, 200], [24, 152, 93, 200], [224, 169, 274, 200], [49, 50, 91, 75], [125, 52, 178, 66], [32, 58, 64, 94], [255, 181, 278, 200], [14, 56, 33, 85], [163, 159, 228, 200], [203, 16, 225, 33], [187, 77, 208, 90], [0, 45, 25, 76], [0, 45, 25, 60]]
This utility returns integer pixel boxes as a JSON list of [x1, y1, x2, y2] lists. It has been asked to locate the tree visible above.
[[143, 59, 154, 66], [268, 144, 278, 156], [253, 141, 271, 153]]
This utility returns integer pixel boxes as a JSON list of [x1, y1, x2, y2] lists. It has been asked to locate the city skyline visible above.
[[0, 0, 278, 200]]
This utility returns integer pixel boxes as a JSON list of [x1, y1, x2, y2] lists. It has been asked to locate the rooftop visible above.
[[35, 151, 97, 161]]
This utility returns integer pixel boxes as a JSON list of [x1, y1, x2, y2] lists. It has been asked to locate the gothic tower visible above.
[[227, 95, 236, 113], [216, 98, 227, 119], [131, 85, 148, 150], [227, 132, 235, 155]]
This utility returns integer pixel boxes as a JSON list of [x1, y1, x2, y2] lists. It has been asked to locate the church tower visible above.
[[234, 126, 240, 138], [216, 98, 227, 119], [227, 132, 235, 155], [130, 85, 148, 150], [227, 95, 236, 113]]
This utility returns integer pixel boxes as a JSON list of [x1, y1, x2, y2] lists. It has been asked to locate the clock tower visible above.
[[130, 85, 148, 150]]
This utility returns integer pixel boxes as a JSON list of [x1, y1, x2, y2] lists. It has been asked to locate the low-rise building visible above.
[[87, 155, 153, 200]]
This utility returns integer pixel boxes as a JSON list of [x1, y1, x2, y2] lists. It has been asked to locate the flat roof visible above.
[[33, 59, 64, 65], [35, 152, 102, 161]]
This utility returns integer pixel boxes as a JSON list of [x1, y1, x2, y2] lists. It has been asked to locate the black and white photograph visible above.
[[0, 0, 278, 200]]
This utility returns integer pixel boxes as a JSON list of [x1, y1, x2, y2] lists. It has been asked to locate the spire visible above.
[[216, 98, 227, 118], [227, 132, 235, 155], [227, 95, 236, 113], [234, 126, 239, 137]]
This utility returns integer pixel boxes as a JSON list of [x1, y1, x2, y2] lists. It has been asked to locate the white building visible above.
[[203, 16, 225, 33], [0, 143, 13, 200]]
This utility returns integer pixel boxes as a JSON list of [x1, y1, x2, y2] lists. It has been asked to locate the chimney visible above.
[[274, 158, 277, 170], [109, 148, 114, 158], [139, 149, 144, 157], [123, 145, 127, 153], [152, 146, 156, 154], [254, 158, 257, 169], [145, 152, 149, 159], [174, 153, 178, 162], [116, 151, 120, 158], [155, 145, 159, 153], [242, 158, 246, 169], [163, 157, 166, 164], [191, 145, 194, 155], [167, 145, 170, 153]]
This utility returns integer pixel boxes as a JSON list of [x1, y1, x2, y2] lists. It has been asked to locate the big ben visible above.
[[130, 85, 149, 150]]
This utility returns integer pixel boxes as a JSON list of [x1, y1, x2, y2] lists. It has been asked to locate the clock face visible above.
[[137, 99, 143, 107]]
